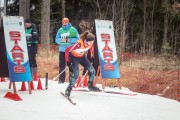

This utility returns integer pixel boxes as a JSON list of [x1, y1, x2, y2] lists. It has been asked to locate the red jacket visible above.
[[65, 39, 93, 62]]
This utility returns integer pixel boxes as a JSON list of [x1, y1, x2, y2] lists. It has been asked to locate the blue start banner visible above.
[[3, 16, 32, 82], [95, 19, 120, 78]]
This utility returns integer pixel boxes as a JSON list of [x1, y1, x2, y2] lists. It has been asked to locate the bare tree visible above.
[[26, 0, 30, 18], [142, 0, 147, 54], [61, 0, 65, 18], [19, 0, 30, 19], [120, 0, 125, 53], [41, 0, 51, 57], [162, 0, 168, 46], [149, 0, 155, 55], [79, 20, 92, 33], [92, 0, 112, 19]]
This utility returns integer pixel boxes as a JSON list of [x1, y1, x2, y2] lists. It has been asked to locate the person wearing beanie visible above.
[[55, 18, 80, 83], [25, 18, 39, 79], [64, 32, 101, 97]]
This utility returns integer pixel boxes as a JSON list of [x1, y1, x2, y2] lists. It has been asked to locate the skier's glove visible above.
[[91, 57, 94, 63], [67, 61, 73, 67]]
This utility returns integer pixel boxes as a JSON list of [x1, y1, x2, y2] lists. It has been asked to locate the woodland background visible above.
[[0, 0, 180, 101]]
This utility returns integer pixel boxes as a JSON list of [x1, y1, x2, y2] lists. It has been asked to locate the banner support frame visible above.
[[9, 81, 32, 94], [94, 65, 121, 90]]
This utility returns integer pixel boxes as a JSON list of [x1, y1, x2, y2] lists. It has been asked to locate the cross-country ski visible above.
[[60, 91, 76, 105], [72, 88, 137, 96]]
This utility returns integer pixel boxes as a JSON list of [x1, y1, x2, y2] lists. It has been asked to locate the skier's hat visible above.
[[25, 18, 32, 23], [86, 33, 95, 41]]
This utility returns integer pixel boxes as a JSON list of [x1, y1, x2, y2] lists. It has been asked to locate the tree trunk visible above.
[[41, 0, 51, 57], [163, 14, 168, 45], [112, 0, 115, 22], [142, 0, 147, 54], [26, 0, 30, 18], [150, 0, 155, 55], [161, 0, 169, 55], [19, 0, 30, 19], [0, 0, 1, 17], [19, 0, 27, 18], [74, 0, 79, 23], [120, 0, 124, 52], [61, 0, 65, 18], [4, 0, 6, 16]]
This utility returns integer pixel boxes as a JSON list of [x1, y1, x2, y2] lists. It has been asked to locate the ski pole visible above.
[[47, 66, 69, 87], [77, 70, 88, 87], [77, 62, 93, 87]]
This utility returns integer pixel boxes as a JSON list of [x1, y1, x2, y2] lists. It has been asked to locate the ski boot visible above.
[[65, 87, 72, 97], [88, 81, 101, 92]]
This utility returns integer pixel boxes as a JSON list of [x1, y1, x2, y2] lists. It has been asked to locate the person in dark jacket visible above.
[[25, 18, 39, 79], [64, 32, 101, 97]]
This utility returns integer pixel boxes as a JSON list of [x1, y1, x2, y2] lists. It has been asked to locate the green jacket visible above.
[[25, 24, 39, 44]]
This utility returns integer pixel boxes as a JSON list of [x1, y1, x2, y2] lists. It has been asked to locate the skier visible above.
[[64, 31, 101, 97]]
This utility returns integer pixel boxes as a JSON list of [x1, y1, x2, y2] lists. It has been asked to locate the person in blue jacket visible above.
[[55, 18, 80, 83]]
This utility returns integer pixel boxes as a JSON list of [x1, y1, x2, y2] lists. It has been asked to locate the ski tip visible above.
[[60, 91, 77, 105]]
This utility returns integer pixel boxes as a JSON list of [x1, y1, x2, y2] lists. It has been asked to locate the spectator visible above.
[[55, 18, 80, 83], [25, 18, 39, 79]]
